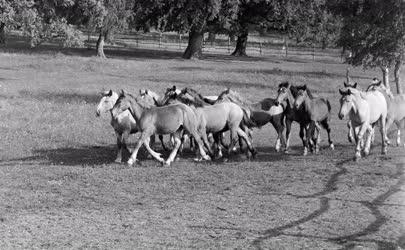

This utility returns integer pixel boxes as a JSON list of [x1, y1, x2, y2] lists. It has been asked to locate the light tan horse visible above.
[[367, 79, 405, 147], [111, 91, 211, 166], [175, 88, 258, 159], [96, 90, 166, 162], [338, 87, 388, 160]]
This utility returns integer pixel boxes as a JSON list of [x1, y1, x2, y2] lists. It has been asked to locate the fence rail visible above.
[[87, 31, 343, 61]]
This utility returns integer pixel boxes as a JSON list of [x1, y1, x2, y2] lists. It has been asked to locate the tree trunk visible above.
[[394, 59, 403, 94], [96, 32, 106, 58], [381, 65, 390, 91], [0, 23, 5, 45], [231, 32, 248, 57], [183, 28, 204, 59], [231, 25, 248, 57], [208, 32, 215, 46]]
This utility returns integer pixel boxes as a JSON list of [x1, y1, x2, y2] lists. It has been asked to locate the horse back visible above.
[[308, 98, 331, 122], [139, 104, 186, 134]]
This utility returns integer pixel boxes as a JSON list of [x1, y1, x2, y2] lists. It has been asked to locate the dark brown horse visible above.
[[275, 82, 315, 155]]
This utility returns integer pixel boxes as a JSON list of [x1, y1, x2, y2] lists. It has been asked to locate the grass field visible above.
[[0, 47, 404, 249]]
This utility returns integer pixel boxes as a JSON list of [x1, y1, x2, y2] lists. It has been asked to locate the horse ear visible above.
[[108, 90, 112, 96], [347, 89, 352, 95], [120, 89, 125, 96], [173, 85, 176, 90], [339, 89, 345, 95], [344, 81, 348, 87], [353, 82, 357, 88], [303, 85, 307, 90]]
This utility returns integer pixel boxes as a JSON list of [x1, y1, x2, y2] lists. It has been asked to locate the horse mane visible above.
[[181, 88, 209, 107], [131, 93, 155, 109], [216, 88, 257, 127]]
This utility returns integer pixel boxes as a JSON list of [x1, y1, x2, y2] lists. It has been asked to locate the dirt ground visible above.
[[0, 48, 404, 249]]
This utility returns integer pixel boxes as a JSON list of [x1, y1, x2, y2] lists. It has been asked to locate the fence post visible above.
[[136, 37, 138, 48], [159, 33, 162, 49], [179, 34, 182, 50], [284, 36, 288, 57], [227, 36, 230, 53], [312, 44, 315, 61], [259, 42, 262, 55]]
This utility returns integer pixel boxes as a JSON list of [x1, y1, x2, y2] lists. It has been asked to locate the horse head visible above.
[[294, 86, 308, 109], [96, 89, 118, 117], [338, 88, 354, 120]]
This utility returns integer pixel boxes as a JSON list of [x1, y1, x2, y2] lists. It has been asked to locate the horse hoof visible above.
[[114, 158, 122, 163], [164, 161, 171, 166], [303, 148, 308, 156], [364, 150, 370, 156], [330, 144, 335, 150], [284, 149, 289, 154], [193, 157, 202, 162]]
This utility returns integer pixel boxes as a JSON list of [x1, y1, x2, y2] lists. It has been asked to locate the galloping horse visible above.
[[367, 79, 405, 147], [215, 88, 286, 152], [169, 87, 258, 158], [294, 85, 334, 154], [275, 82, 314, 154], [96, 90, 166, 162], [111, 91, 211, 166], [338, 87, 388, 160]]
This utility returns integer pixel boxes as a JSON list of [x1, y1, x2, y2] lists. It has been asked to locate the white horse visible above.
[[96, 90, 165, 163], [338, 87, 388, 160], [367, 79, 405, 147]]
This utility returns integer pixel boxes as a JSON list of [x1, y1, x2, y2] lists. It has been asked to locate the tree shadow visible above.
[[170, 65, 372, 81], [18, 90, 101, 104]]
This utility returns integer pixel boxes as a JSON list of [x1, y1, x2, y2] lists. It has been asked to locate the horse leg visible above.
[[385, 117, 394, 145], [213, 132, 223, 159], [236, 127, 257, 158], [299, 124, 308, 156], [127, 131, 152, 166], [363, 125, 374, 156], [190, 130, 211, 161], [115, 131, 124, 163], [165, 132, 182, 165], [355, 123, 369, 161], [393, 120, 402, 146], [159, 135, 169, 151], [227, 127, 240, 158], [285, 119, 293, 153], [308, 122, 317, 154], [380, 115, 388, 155], [321, 119, 334, 150], [347, 121, 355, 143], [143, 136, 165, 163]]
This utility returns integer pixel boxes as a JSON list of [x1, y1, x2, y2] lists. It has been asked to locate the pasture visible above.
[[0, 49, 404, 249]]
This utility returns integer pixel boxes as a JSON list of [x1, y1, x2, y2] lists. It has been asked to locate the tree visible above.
[[229, 0, 340, 57], [77, 0, 134, 58], [134, 0, 239, 59], [332, 0, 405, 94]]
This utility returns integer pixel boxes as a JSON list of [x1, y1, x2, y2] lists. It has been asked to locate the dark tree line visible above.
[[0, 0, 403, 92]]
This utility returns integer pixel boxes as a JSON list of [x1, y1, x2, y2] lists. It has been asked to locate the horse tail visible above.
[[241, 106, 256, 128]]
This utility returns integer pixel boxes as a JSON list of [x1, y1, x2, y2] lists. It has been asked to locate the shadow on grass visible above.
[[18, 90, 101, 104]]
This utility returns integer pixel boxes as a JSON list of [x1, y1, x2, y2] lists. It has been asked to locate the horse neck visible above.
[[129, 98, 144, 122], [303, 96, 312, 113], [286, 91, 295, 110]]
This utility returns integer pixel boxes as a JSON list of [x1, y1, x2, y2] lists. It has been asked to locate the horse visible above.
[[215, 88, 286, 152], [275, 81, 315, 155], [96, 90, 167, 162], [338, 87, 388, 160], [343, 81, 358, 143], [366, 79, 405, 147], [293, 85, 334, 154], [173, 87, 258, 159], [111, 91, 211, 166]]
